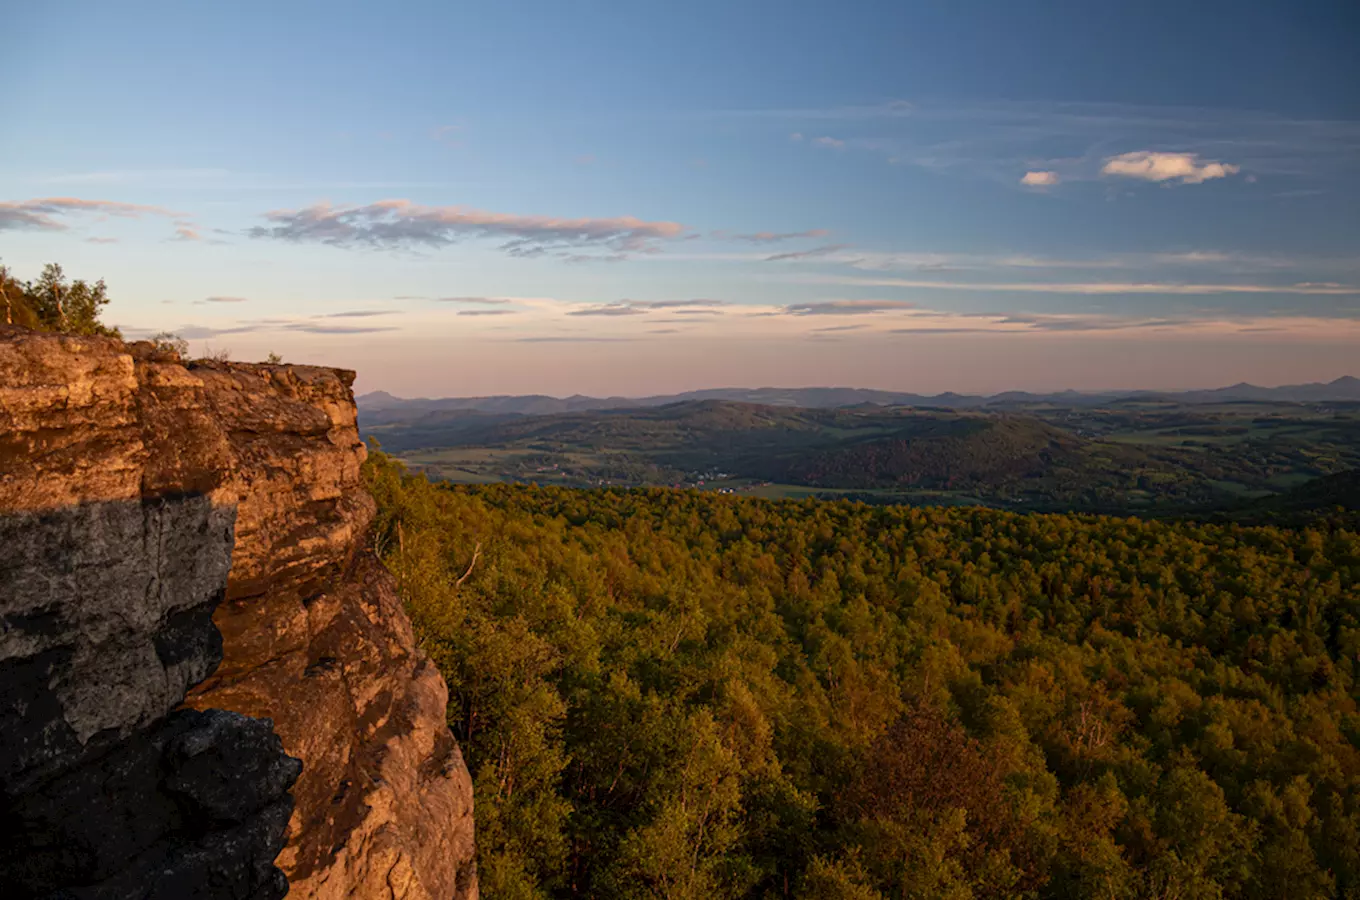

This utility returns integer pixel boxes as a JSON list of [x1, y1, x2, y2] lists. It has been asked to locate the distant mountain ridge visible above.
[[359, 376, 1360, 418]]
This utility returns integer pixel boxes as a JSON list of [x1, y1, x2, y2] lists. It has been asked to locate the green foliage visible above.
[[364, 450, 1360, 899], [0, 262, 119, 337]]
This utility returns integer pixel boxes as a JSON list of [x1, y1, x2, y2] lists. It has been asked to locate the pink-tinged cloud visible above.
[[1020, 171, 1060, 187], [0, 197, 183, 231], [247, 199, 688, 258], [1101, 151, 1240, 184]]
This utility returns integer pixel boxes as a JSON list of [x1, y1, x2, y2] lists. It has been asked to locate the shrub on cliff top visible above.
[[1, 261, 120, 338]]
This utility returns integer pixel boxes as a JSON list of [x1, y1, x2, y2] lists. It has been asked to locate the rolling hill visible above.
[[357, 375, 1360, 419]]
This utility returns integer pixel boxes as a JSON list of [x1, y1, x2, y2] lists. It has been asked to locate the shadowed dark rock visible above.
[[0, 327, 476, 899]]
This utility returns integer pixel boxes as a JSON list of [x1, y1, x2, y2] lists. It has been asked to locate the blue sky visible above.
[[3, 0, 1358, 396]]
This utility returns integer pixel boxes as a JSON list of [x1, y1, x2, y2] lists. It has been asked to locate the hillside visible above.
[[778, 415, 1087, 487], [366, 454, 1360, 899]]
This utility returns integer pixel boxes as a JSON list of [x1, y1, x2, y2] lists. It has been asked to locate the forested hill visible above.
[[364, 451, 1360, 899]]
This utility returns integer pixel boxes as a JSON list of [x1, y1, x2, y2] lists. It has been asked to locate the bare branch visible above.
[[456, 541, 482, 586]]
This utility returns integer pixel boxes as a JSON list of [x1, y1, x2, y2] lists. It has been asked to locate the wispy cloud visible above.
[[887, 326, 1000, 334], [836, 249, 1337, 277], [567, 303, 647, 317], [515, 336, 635, 343], [151, 318, 401, 340], [457, 309, 515, 316], [785, 299, 918, 316], [562, 252, 630, 264], [173, 324, 266, 339], [284, 323, 399, 334], [990, 312, 1186, 332], [0, 197, 183, 231], [321, 309, 392, 318], [634, 298, 730, 309], [880, 308, 1360, 336], [247, 199, 687, 259], [803, 275, 1360, 296], [85, 236, 119, 244], [724, 229, 830, 243], [1021, 171, 1060, 187], [203, 296, 250, 303], [766, 243, 851, 262], [433, 296, 516, 304], [1101, 151, 1240, 184], [773, 100, 1360, 183]]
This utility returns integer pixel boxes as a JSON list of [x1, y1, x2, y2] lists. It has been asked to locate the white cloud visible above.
[[1021, 171, 1060, 187], [1101, 151, 1240, 184]]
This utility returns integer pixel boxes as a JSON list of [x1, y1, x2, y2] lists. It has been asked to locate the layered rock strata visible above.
[[0, 328, 475, 899]]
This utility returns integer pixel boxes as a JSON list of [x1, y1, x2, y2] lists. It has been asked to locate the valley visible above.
[[359, 389, 1360, 516]]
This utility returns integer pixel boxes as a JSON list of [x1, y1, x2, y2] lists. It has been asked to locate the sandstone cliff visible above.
[[0, 327, 476, 898]]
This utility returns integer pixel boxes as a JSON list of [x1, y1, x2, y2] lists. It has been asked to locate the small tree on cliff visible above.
[[23, 264, 120, 337], [0, 261, 120, 337]]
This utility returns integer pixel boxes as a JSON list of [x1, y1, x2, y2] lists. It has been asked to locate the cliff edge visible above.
[[0, 328, 476, 899]]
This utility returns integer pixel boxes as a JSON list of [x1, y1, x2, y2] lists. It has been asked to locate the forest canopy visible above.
[[363, 450, 1360, 899]]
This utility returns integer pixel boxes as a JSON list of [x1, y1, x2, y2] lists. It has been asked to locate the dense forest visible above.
[[363, 451, 1360, 899]]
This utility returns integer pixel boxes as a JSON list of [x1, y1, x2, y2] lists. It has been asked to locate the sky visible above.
[[2, 0, 1359, 397]]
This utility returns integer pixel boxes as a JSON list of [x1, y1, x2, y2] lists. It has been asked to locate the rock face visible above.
[[0, 328, 476, 899]]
